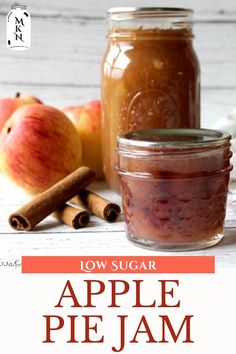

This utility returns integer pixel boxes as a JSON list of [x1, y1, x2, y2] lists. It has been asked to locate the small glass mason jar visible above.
[[117, 129, 232, 251], [102, 7, 200, 192]]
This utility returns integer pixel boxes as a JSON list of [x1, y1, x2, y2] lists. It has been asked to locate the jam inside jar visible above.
[[102, 7, 200, 192], [117, 129, 232, 251]]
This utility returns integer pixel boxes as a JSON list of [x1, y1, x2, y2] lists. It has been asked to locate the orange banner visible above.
[[22, 256, 215, 274]]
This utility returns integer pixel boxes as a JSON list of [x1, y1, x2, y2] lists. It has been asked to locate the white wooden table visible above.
[[0, 174, 236, 268]]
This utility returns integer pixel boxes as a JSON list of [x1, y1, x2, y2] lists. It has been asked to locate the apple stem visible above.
[[15, 92, 21, 98]]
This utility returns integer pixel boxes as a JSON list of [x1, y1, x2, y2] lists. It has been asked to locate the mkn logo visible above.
[[7, 4, 31, 50], [15, 17, 25, 42]]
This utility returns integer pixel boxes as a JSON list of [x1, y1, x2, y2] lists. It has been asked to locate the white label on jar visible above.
[[7, 5, 31, 50]]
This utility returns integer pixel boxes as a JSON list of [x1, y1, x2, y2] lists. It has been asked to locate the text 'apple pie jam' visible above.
[[117, 129, 232, 251], [102, 7, 200, 192]]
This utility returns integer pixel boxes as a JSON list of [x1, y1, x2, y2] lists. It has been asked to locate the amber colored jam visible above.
[[102, 27, 200, 191], [117, 129, 232, 251]]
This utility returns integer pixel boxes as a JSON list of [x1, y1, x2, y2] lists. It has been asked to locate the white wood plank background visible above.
[[0, 0, 236, 266], [0, 0, 236, 126]]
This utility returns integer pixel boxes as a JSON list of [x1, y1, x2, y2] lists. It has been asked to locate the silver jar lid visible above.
[[118, 129, 231, 149], [108, 7, 193, 15]]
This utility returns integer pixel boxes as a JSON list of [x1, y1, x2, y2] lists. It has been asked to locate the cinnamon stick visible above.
[[9, 167, 96, 231], [71, 190, 121, 223], [52, 204, 90, 229]]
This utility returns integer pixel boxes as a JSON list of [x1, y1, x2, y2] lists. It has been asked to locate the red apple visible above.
[[63, 100, 103, 179], [0, 93, 42, 132], [0, 104, 82, 193]]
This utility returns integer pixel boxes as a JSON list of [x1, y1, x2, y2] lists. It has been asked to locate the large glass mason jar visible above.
[[101, 7, 200, 192]]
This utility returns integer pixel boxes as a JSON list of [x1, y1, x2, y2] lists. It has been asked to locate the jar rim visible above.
[[11, 4, 26, 10], [118, 129, 231, 149], [108, 7, 193, 14]]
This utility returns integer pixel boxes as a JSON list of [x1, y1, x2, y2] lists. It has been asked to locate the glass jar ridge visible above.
[[108, 7, 193, 33]]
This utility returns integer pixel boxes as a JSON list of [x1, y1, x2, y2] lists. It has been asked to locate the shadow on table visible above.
[[214, 228, 236, 249], [34, 220, 61, 232]]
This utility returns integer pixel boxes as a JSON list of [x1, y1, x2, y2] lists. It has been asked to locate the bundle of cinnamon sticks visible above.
[[8, 167, 121, 232]]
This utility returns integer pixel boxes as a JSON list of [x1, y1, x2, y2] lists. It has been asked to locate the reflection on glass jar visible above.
[[117, 129, 232, 251], [102, 7, 200, 192]]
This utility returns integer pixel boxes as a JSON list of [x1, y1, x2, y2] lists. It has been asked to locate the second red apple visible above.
[[63, 100, 103, 179]]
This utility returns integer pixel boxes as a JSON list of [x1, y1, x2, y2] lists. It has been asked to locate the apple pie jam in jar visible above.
[[102, 7, 200, 192], [117, 129, 232, 251]]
